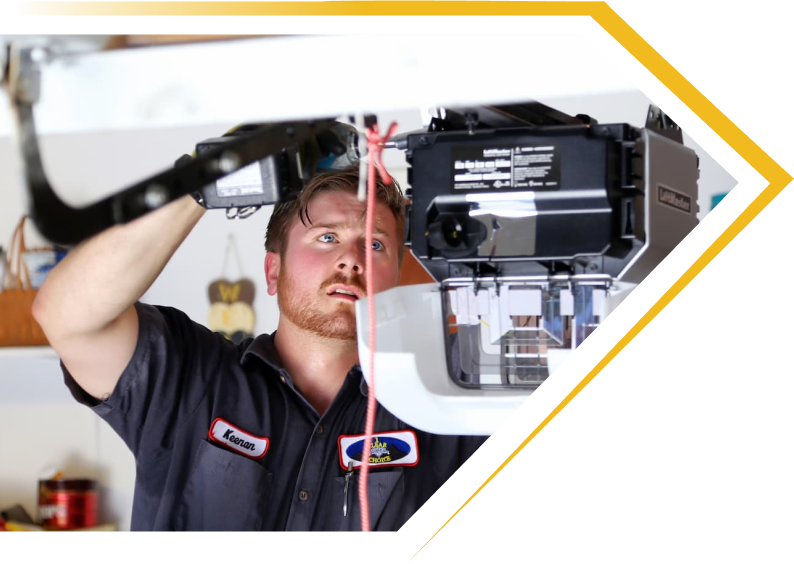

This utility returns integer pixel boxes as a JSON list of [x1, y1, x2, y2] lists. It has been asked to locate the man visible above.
[[33, 167, 485, 531]]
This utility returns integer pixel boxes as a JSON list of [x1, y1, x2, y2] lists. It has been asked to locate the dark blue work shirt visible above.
[[62, 303, 486, 531]]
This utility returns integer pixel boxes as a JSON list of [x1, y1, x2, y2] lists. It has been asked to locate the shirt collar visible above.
[[240, 331, 286, 374], [241, 331, 368, 397]]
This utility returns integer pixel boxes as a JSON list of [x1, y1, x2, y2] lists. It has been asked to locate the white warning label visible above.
[[451, 144, 560, 191], [216, 161, 266, 197]]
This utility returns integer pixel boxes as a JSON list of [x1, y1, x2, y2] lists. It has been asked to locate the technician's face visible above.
[[266, 189, 401, 341]]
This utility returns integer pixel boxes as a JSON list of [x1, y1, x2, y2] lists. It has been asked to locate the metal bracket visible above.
[[3, 43, 336, 246], [645, 104, 683, 144]]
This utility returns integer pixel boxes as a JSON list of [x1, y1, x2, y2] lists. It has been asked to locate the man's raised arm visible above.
[[32, 195, 205, 400]]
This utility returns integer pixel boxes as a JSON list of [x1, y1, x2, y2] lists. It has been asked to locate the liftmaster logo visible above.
[[658, 185, 693, 214]]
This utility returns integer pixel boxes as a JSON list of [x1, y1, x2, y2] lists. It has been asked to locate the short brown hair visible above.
[[265, 168, 407, 264]]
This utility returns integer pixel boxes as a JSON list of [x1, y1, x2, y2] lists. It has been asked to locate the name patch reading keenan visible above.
[[208, 418, 269, 459]]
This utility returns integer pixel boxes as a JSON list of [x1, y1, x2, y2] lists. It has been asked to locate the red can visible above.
[[38, 479, 98, 530]]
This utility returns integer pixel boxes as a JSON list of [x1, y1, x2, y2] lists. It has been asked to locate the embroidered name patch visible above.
[[338, 430, 419, 470], [208, 418, 269, 459]]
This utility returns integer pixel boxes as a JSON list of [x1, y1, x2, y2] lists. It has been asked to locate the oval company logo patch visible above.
[[338, 430, 419, 470]]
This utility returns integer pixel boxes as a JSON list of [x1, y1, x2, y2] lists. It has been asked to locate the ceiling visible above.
[[0, 33, 121, 49]]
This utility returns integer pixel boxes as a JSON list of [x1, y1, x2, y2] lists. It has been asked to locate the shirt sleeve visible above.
[[61, 302, 234, 458]]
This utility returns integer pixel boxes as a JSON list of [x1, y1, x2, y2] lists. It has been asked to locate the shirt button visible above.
[[298, 489, 310, 502], [316, 425, 324, 435], [280, 375, 286, 384]]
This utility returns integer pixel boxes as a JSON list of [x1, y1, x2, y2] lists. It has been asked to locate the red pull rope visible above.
[[359, 121, 398, 532]]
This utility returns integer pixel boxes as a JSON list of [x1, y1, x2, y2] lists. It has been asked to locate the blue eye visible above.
[[372, 240, 384, 251], [318, 233, 336, 243]]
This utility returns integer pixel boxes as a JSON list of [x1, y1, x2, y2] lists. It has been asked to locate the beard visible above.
[[277, 264, 367, 341]]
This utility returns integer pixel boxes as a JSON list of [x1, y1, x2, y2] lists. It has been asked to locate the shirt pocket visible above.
[[176, 439, 274, 531], [333, 469, 404, 531]]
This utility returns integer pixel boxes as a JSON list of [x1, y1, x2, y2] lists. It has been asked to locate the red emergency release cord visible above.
[[359, 121, 398, 532]]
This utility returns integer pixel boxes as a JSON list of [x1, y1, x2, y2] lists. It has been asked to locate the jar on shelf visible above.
[[38, 478, 98, 530]]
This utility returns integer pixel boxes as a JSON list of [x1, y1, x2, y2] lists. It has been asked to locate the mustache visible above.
[[320, 272, 367, 295]]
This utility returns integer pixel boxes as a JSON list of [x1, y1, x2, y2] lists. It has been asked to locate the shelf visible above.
[[0, 346, 58, 358], [2, 521, 119, 532]]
